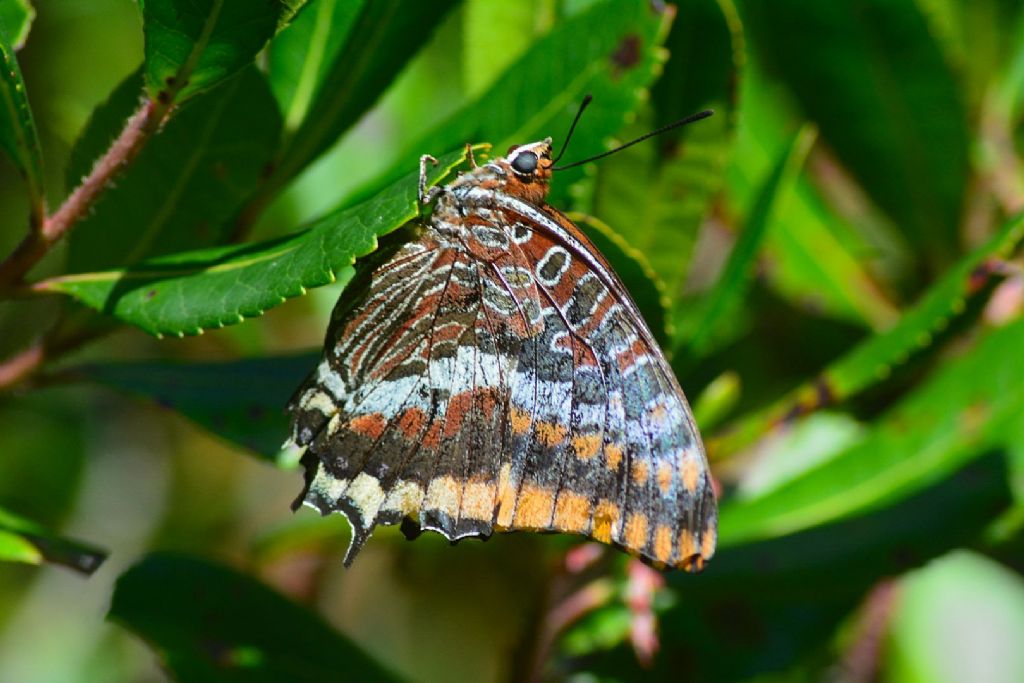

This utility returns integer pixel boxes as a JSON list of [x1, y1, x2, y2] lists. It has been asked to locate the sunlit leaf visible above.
[[264, 0, 459, 194], [36, 148, 469, 335], [349, 0, 674, 209], [0, 0, 34, 49], [141, 0, 306, 103]]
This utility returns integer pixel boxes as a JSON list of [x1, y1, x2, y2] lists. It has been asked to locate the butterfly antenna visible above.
[[552, 94, 594, 165], [553, 108, 714, 171]]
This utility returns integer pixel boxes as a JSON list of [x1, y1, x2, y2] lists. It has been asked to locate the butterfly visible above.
[[287, 102, 717, 571]]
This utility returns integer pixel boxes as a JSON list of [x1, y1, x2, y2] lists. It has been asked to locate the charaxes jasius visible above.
[[287, 101, 718, 571]]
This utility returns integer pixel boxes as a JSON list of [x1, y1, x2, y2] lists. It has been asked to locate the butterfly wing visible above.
[[289, 203, 716, 571], [288, 227, 540, 564], [489, 203, 717, 571]]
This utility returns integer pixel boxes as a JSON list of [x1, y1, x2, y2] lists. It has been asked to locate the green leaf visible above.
[[109, 553, 405, 682], [265, 0, 460, 193], [0, 0, 34, 49], [462, 1, 550, 98], [887, 551, 1024, 683], [0, 10, 43, 217], [717, 316, 1024, 547], [0, 506, 106, 574], [79, 353, 317, 462], [350, 0, 673, 209], [66, 67, 282, 272], [0, 529, 41, 564], [266, 0, 365, 132], [740, 0, 970, 270], [37, 148, 468, 336], [141, 0, 306, 104], [711, 212, 1024, 458], [592, 0, 743, 300], [729, 63, 900, 330], [675, 124, 817, 362]]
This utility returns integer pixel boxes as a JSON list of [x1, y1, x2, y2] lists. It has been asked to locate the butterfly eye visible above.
[[511, 151, 539, 175]]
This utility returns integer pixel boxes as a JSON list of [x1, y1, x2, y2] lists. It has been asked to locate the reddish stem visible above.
[[0, 98, 168, 289], [0, 342, 45, 391]]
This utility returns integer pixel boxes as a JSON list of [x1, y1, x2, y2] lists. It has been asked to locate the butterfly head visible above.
[[494, 138, 554, 204]]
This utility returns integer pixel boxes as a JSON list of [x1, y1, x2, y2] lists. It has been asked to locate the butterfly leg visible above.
[[419, 154, 441, 204], [464, 143, 478, 169]]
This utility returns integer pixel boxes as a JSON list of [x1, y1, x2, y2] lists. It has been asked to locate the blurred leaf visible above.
[[264, 0, 459, 195], [718, 317, 1024, 547], [887, 551, 1024, 683], [569, 213, 670, 346], [266, 0, 364, 132], [79, 353, 317, 462], [141, 0, 305, 103], [711, 212, 1024, 459], [0, 529, 40, 564], [352, 0, 673, 209], [917, 0, 1024, 107], [0, 506, 106, 575], [0, 0, 33, 49], [728, 63, 900, 329], [462, 1, 550, 97], [109, 553, 404, 682], [37, 148, 468, 335], [0, 12, 43, 215], [584, 451, 1012, 681], [591, 0, 742, 297], [66, 67, 282, 272], [675, 124, 817, 362], [740, 0, 969, 270]]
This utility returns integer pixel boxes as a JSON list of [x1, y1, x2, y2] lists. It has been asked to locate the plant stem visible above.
[[0, 342, 45, 391], [0, 97, 168, 290]]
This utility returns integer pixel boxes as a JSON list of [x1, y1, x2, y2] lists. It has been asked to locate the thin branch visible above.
[[0, 341, 45, 392], [0, 97, 169, 290]]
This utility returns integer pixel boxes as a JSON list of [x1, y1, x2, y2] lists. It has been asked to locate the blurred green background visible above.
[[1, 0, 1024, 681]]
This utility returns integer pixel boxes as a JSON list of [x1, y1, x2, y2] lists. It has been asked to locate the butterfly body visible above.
[[288, 139, 717, 571]]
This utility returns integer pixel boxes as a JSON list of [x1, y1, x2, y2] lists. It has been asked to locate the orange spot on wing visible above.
[[605, 443, 624, 471], [510, 408, 532, 435], [396, 407, 426, 439], [496, 464, 516, 527], [592, 500, 620, 543], [631, 459, 650, 485], [350, 414, 386, 440], [654, 525, 673, 564], [624, 512, 649, 552], [682, 457, 701, 492], [460, 479, 497, 521], [678, 529, 697, 560], [572, 434, 602, 460], [701, 525, 717, 561], [657, 461, 673, 495], [513, 485, 555, 529], [553, 492, 592, 533], [536, 420, 568, 447]]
